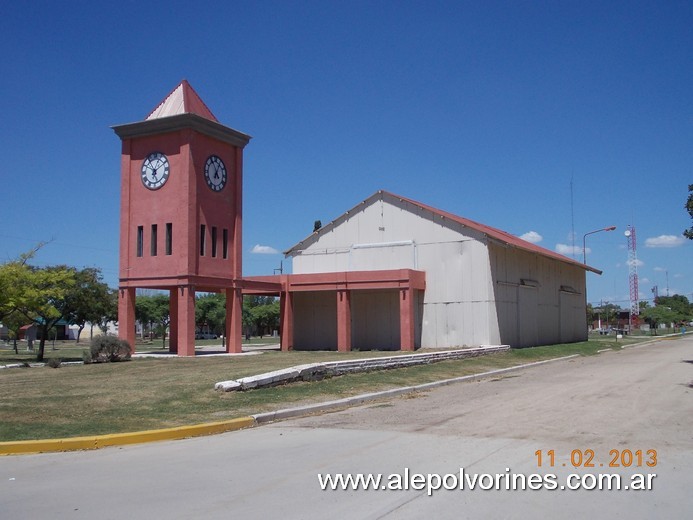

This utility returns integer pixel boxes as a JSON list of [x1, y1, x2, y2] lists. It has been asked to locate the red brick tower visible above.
[[113, 81, 250, 355]]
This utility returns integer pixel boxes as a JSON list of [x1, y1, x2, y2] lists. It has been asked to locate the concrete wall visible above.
[[489, 242, 587, 347], [293, 291, 337, 350], [351, 290, 400, 350]]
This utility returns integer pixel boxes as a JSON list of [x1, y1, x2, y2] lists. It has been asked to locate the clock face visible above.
[[141, 152, 170, 190], [204, 155, 227, 192]]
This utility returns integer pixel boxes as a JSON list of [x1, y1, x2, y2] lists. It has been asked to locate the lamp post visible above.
[[582, 226, 616, 265]]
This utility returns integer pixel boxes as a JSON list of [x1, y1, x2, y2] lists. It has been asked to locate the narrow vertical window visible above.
[[165, 223, 172, 255], [200, 224, 206, 256], [151, 224, 158, 256], [211, 227, 218, 258], [223, 229, 228, 259], [136, 226, 144, 257]]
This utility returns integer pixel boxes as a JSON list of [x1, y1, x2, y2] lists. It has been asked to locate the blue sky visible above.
[[1, 0, 691, 308]]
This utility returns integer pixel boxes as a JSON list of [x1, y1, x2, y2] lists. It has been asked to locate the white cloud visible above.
[[627, 258, 644, 268], [645, 235, 685, 248], [519, 231, 543, 244], [251, 244, 279, 255], [640, 277, 650, 284], [556, 244, 586, 256], [653, 266, 666, 272]]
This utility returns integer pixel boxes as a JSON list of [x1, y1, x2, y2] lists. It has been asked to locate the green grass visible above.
[[0, 335, 657, 441]]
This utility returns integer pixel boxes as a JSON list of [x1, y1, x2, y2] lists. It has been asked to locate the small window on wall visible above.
[[211, 227, 218, 258], [223, 229, 228, 259], [151, 224, 158, 256], [200, 224, 206, 256], [165, 223, 172, 255], [136, 226, 144, 257]]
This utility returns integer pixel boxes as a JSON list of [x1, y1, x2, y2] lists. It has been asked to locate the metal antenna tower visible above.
[[625, 225, 639, 327]]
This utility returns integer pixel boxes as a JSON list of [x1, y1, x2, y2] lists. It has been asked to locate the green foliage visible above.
[[641, 294, 691, 334], [684, 184, 693, 240], [63, 267, 116, 342], [0, 246, 40, 320], [244, 295, 280, 336], [89, 335, 132, 363], [17, 264, 77, 362], [135, 293, 171, 347], [654, 294, 692, 320], [195, 293, 226, 335]]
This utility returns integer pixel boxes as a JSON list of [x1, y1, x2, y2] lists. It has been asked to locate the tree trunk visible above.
[[36, 325, 48, 362], [76, 324, 85, 343]]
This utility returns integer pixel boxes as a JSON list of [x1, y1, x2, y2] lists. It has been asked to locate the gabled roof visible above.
[[286, 190, 602, 274], [145, 80, 218, 122]]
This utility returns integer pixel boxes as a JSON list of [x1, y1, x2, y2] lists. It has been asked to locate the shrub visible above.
[[46, 358, 62, 368], [89, 336, 132, 363]]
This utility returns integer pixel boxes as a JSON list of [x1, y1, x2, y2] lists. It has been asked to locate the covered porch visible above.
[[244, 269, 426, 352]]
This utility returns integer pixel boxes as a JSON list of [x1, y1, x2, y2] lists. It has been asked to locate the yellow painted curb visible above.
[[0, 416, 256, 456]]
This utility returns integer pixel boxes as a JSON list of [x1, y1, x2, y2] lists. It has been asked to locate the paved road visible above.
[[2, 337, 692, 519]]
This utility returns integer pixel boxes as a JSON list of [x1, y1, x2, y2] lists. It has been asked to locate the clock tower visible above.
[[113, 81, 251, 355]]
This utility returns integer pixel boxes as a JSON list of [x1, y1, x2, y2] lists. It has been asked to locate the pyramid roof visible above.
[[145, 80, 218, 121]]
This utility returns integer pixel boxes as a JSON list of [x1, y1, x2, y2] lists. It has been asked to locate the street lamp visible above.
[[582, 226, 616, 265]]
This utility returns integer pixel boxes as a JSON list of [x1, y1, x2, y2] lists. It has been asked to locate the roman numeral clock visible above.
[[112, 81, 251, 356]]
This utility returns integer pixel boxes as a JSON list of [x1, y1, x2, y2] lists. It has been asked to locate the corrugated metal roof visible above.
[[145, 80, 218, 122], [285, 190, 602, 275]]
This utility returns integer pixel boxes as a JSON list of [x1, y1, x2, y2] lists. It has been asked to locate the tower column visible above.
[[177, 285, 196, 356], [399, 288, 416, 351], [226, 287, 243, 353], [280, 291, 294, 351], [169, 288, 178, 354], [118, 287, 136, 354], [337, 289, 352, 352]]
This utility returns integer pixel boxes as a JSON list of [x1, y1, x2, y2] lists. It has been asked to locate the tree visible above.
[[242, 296, 280, 337], [0, 246, 40, 321], [642, 294, 691, 334], [641, 306, 679, 335], [195, 293, 226, 336], [63, 267, 115, 342], [685, 184, 693, 240], [654, 295, 692, 321], [249, 299, 280, 336], [17, 265, 77, 361], [3, 310, 27, 355], [135, 294, 170, 348]]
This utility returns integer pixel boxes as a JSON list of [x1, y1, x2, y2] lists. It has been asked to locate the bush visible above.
[[89, 336, 132, 363], [46, 358, 62, 368]]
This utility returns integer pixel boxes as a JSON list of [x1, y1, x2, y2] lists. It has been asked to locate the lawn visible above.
[[0, 334, 655, 441]]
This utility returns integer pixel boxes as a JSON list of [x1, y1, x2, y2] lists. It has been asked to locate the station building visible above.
[[114, 82, 599, 355]]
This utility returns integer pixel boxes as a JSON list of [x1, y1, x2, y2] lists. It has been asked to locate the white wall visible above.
[[291, 195, 497, 348]]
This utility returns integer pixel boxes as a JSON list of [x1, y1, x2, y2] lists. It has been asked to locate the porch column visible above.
[[226, 287, 243, 353], [177, 285, 196, 356], [169, 288, 178, 354], [399, 288, 415, 351], [337, 289, 352, 352], [118, 287, 136, 354], [280, 291, 294, 351]]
